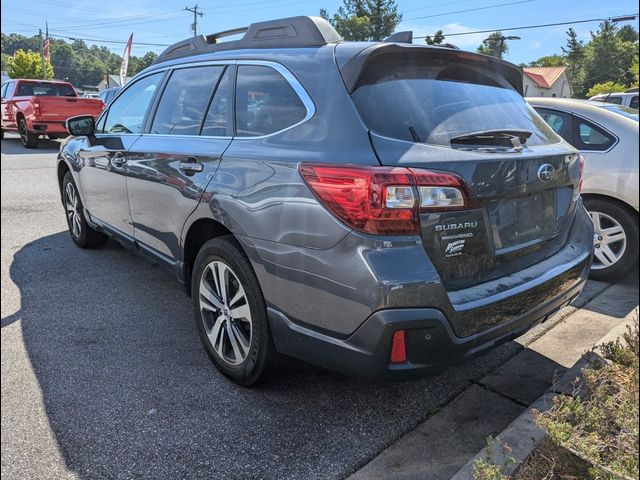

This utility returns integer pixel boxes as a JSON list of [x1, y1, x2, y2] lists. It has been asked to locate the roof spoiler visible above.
[[340, 44, 523, 94], [154, 16, 343, 64]]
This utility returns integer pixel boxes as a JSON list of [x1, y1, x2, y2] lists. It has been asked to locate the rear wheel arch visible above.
[[581, 193, 639, 224], [182, 218, 237, 296]]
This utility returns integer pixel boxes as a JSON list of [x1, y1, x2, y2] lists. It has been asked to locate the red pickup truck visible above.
[[1, 79, 104, 148]]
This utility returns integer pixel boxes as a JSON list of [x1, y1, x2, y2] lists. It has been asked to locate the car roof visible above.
[[591, 92, 637, 98], [527, 97, 638, 126]]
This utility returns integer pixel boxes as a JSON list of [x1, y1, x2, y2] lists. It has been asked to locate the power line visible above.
[[412, 13, 640, 39], [47, 33, 170, 47], [405, 0, 536, 22]]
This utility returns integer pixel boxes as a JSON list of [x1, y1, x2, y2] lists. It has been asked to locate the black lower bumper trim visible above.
[[268, 278, 587, 380]]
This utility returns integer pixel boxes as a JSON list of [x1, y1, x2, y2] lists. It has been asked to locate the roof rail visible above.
[[154, 16, 343, 64]]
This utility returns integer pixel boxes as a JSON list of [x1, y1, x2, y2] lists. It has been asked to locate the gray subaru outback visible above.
[[58, 16, 593, 385]]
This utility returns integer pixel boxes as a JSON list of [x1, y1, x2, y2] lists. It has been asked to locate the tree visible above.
[[425, 30, 445, 45], [320, 0, 402, 41], [586, 80, 627, 97], [562, 28, 586, 97], [631, 58, 639, 87], [6, 49, 54, 79], [581, 21, 639, 96], [528, 54, 564, 67], [477, 31, 509, 58]]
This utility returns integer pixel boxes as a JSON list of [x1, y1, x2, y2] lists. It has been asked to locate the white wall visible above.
[[523, 73, 572, 98]]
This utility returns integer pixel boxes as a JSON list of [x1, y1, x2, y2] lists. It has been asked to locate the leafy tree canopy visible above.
[[320, 0, 402, 41], [6, 49, 54, 80], [477, 31, 510, 58], [425, 30, 445, 45], [528, 54, 564, 67], [586, 80, 628, 97]]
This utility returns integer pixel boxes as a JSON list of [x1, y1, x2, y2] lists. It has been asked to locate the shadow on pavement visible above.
[[1, 134, 61, 155], [3, 230, 580, 479]]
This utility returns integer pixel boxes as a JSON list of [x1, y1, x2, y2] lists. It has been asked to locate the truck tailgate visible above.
[[37, 97, 103, 120]]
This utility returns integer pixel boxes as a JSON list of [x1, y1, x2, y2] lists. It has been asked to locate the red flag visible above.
[[120, 33, 133, 86], [43, 37, 50, 61]]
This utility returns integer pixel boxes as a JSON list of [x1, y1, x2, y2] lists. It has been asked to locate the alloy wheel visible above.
[[65, 182, 82, 239], [589, 210, 627, 270], [199, 260, 252, 366]]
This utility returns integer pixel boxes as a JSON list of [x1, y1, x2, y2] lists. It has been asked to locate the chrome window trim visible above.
[[132, 59, 315, 140]]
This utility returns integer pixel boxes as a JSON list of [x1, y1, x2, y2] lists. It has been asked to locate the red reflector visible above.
[[390, 330, 407, 364]]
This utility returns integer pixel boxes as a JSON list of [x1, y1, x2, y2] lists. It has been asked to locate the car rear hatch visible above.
[[339, 44, 584, 329]]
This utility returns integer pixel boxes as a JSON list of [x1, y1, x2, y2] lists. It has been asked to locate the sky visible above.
[[1, 0, 638, 65]]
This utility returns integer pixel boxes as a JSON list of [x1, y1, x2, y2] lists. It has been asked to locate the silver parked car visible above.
[[531, 97, 639, 280]]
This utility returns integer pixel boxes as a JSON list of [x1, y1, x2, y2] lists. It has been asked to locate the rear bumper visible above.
[[268, 252, 590, 380], [30, 121, 68, 134]]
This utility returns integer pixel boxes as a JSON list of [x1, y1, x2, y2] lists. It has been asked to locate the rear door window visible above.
[[572, 116, 615, 151], [351, 56, 558, 147], [234, 65, 307, 137], [535, 107, 573, 143], [630, 95, 639, 109], [150, 65, 224, 136]]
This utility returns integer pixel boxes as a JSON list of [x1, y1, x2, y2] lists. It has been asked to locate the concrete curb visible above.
[[450, 315, 636, 480]]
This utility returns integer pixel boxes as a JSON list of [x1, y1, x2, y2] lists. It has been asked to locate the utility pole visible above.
[[39, 28, 46, 79], [184, 5, 204, 37]]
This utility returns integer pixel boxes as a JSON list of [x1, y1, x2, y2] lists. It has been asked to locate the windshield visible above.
[[351, 59, 558, 147], [600, 105, 639, 121], [16, 82, 76, 97]]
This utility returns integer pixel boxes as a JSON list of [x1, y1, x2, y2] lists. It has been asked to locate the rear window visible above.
[[351, 56, 559, 147], [592, 96, 623, 105], [601, 105, 639, 121], [16, 82, 76, 97]]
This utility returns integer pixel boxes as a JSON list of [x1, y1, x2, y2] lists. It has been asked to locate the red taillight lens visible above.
[[390, 330, 407, 364], [299, 163, 470, 235], [578, 154, 585, 192], [33, 97, 40, 116], [299, 164, 418, 235]]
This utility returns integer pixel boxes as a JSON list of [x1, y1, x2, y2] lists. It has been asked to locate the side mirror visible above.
[[66, 115, 96, 137]]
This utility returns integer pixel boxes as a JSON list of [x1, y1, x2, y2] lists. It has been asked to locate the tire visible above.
[[62, 171, 108, 248], [584, 198, 639, 281], [192, 236, 278, 386], [18, 118, 39, 148]]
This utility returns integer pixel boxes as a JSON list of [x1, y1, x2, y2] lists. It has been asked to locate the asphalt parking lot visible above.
[[0, 133, 635, 479]]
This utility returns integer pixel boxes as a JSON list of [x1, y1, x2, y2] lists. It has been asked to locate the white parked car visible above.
[[530, 98, 639, 280], [589, 91, 639, 109]]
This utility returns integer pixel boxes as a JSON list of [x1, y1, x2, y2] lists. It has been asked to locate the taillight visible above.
[[578, 154, 585, 192], [33, 97, 40, 116], [299, 163, 470, 235]]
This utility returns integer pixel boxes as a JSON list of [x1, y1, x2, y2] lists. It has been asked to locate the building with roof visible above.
[[522, 66, 572, 98]]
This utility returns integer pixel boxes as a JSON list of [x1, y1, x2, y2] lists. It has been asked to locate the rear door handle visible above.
[[111, 152, 126, 166], [179, 157, 204, 174]]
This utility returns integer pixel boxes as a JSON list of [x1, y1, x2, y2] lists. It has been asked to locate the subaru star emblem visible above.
[[537, 163, 555, 182]]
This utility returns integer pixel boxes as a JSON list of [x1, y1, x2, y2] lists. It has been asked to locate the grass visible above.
[[474, 315, 639, 480], [533, 317, 639, 480]]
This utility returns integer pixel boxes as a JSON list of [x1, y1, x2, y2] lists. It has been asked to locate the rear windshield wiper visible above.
[[450, 129, 532, 150]]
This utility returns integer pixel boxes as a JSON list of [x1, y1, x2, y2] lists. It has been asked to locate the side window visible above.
[[606, 96, 623, 105], [6, 82, 16, 97], [535, 108, 572, 144], [0, 83, 7, 99], [201, 67, 231, 136], [150, 65, 224, 135], [103, 72, 163, 134], [630, 95, 639, 110], [235, 65, 307, 137], [573, 117, 615, 151]]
